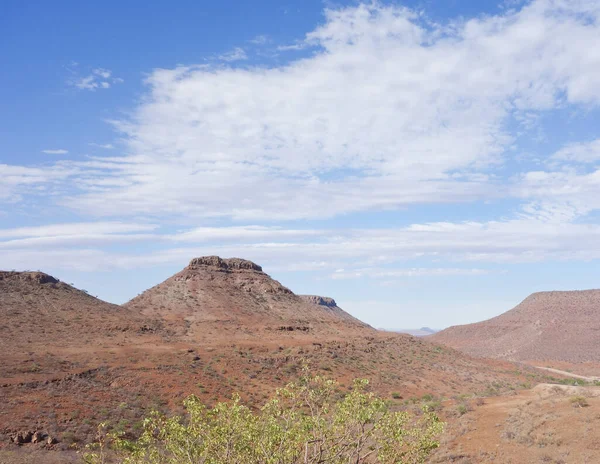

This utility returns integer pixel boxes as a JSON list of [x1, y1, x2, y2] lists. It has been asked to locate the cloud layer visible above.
[[3, 0, 600, 295], [42, 0, 599, 223]]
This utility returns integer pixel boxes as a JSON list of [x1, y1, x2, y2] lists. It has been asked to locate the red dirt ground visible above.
[[0, 258, 592, 463]]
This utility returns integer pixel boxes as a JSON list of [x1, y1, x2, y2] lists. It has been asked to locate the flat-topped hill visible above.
[[124, 257, 371, 340], [430, 289, 600, 362]]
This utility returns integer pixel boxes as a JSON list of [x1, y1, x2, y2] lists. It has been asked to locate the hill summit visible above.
[[125, 256, 371, 340], [430, 289, 600, 362], [0, 270, 151, 354], [188, 256, 264, 272]]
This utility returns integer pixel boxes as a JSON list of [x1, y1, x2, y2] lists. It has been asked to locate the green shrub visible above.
[[423, 400, 443, 412], [456, 402, 471, 416], [84, 374, 444, 463], [569, 395, 589, 408]]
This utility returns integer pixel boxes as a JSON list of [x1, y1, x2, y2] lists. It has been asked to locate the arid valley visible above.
[[4, 0, 600, 462], [2, 257, 600, 463]]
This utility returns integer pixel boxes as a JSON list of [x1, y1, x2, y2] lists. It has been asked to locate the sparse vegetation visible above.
[[569, 395, 589, 408], [456, 402, 470, 416], [83, 374, 444, 464], [6, 262, 600, 463]]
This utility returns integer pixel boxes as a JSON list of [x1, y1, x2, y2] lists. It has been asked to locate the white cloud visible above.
[[73, 75, 96, 90], [69, 67, 123, 91], [45, 0, 600, 221], [0, 163, 75, 203], [0, 234, 156, 250], [515, 168, 600, 220], [3, 215, 600, 273], [552, 139, 600, 164], [0, 248, 114, 272], [249, 35, 269, 45], [331, 267, 494, 280], [93, 68, 111, 79], [0, 221, 157, 239], [4, 0, 600, 283], [89, 143, 115, 149], [218, 47, 248, 62], [276, 42, 308, 51], [42, 149, 68, 155], [171, 225, 323, 242], [0, 222, 158, 250]]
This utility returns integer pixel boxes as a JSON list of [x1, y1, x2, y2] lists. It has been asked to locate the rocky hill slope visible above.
[[430, 289, 600, 362], [299, 295, 368, 326], [125, 256, 371, 340], [0, 258, 554, 461], [0, 271, 165, 384], [0, 271, 160, 351]]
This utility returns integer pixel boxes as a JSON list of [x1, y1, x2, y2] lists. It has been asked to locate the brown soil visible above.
[[432, 383, 600, 463], [0, 258, 585, 463]]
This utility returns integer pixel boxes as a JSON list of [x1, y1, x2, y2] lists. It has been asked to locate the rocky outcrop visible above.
[[188, 256, 263, 272], [170, 257, 292, 296], [31, 431, 44, 443], [11, 431, 33, 444], [300, 295, 338, 308], [0, 271, 58, 285], [9, 430, 48, 445]]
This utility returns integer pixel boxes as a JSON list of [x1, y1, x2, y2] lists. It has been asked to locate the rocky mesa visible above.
[[125, 256, 372, 340]]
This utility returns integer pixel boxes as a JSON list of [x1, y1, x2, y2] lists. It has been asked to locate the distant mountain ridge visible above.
[[430, 289, 600, 362], [383, 327, 438, 337]]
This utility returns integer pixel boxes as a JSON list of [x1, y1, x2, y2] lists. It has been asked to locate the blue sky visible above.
[[2, 0, 600, 329]]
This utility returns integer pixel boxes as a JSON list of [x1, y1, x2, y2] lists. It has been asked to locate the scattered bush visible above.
[[559, 378, 586, 386], [456, 401, 472, 416], [84, 374, 444, 463], [423, 400, 443, 412], [569, 395, 589, 408]]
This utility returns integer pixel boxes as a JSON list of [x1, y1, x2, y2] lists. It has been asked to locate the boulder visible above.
[[11, 430, 33, 444]]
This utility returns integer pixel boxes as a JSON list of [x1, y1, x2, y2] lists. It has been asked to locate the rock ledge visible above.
[[0, 271, 58, 285], [188, 256, 263, 272], [300, 295, 338, 308]]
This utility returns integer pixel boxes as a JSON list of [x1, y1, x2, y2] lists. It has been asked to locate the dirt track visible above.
[[534, 366, 600, 381]]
